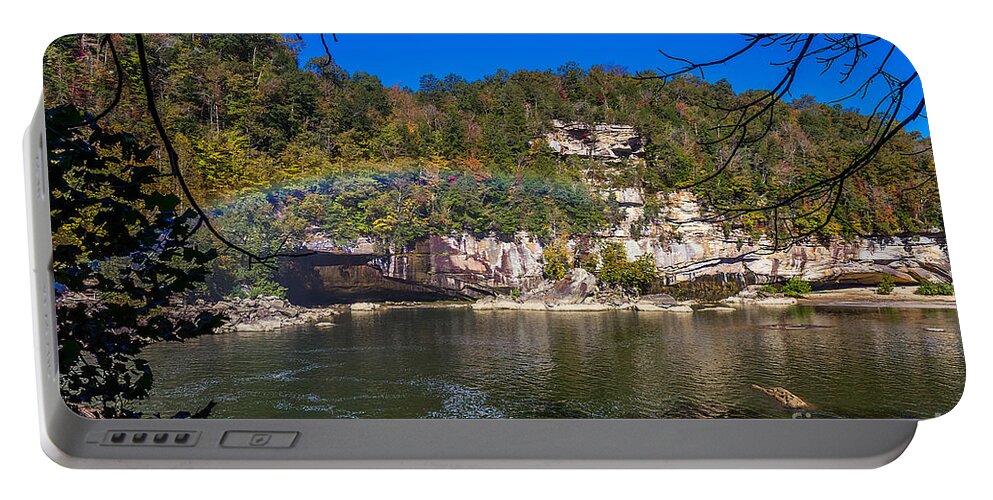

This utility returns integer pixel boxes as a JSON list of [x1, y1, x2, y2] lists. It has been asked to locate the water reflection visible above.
[[138, 306, 965, 419]]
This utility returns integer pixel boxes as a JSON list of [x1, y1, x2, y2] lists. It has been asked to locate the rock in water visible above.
[[751, 384, 810, 410], [164, 296, 339, 333], [638, 293, 677, 306], [350, 302, 380, 311]]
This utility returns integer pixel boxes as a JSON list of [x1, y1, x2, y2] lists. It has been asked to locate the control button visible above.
[[220, 431, 298, 449], [102, 431, 200, 447], [250, 434, 271, 446]]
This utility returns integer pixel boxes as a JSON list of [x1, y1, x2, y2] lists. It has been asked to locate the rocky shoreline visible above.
[[796, 286, 956, 309], [166, 284, 953, 333], [167, 296, 343, 333], [335, 284, 951, 316]]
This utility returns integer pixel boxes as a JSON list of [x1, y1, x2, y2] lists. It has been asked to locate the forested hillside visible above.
[[44, 34, 943, 298]]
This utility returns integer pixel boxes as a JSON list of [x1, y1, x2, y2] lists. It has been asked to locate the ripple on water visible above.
[[403, 377, 506, 419], [238, 362, 325, 383]]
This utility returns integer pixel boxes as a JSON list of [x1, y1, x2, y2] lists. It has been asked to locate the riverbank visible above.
[[190, 284, 955, 332], [470, 294, 695, 313], [796, 286, 956, 309]]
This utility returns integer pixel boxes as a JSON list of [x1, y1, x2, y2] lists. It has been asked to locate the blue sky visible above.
[[293, 34, 928, 135]]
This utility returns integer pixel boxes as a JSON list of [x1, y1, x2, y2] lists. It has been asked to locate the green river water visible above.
[[137, 305, 964, 419]]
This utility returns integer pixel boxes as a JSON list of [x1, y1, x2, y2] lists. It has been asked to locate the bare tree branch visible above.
[[643, 34, 930, 252]]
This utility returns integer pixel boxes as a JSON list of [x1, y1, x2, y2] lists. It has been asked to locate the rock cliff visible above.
[[281, 188, 950, 303], [599, 190, 951, 287], [544, 120, 644, 161]]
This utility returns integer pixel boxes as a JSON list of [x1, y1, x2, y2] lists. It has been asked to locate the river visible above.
[[137, 305, 964, 419]]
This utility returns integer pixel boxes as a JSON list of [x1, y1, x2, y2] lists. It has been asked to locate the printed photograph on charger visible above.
[[43, 34, 964, 420]]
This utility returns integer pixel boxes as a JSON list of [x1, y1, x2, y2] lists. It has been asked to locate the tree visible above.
[[47, 34, 324, 418], [542, 238, 571, 281], [594, 242, 656, 294], [48, 105, 222, 418]]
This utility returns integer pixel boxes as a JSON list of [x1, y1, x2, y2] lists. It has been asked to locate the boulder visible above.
[[632, 301, 669, 312], [697, 306, 736, 312], [472, 297, 548, 311], [234, 319, 283, 332], [724, 295, 797, 306], [547, 302, 614, 311], [544, 268, 599, 305], [613, 187, 644, 206], [519, 299, 549, 311], [637, 294, 677, 306]]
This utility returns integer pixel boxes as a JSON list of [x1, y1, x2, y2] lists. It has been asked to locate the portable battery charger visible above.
[[26, 33, 963, 467]]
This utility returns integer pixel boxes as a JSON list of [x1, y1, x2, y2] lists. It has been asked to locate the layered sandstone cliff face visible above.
[[280, 122, 951, 303], [598, 189, 950, 286], [283, 188, 950, 302], [543, 120, 644, 161]]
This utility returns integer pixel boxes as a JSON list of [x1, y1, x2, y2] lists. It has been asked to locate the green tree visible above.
[[206, 192, 307, 297], [594, 242, 656, 294]]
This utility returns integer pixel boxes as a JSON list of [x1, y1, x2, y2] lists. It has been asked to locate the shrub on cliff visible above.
[[625, 254, 658, 294], [596, 243, 629, 288], [916, 281, 954, 296], [761, 277, 813, 298], [542, 238, 571, 281], [780, 278, 813, 297], [877, 276, 896, 295], [594, 242, 657, 294], [780, 276, 813, 297], [240, 278, 289, 299]]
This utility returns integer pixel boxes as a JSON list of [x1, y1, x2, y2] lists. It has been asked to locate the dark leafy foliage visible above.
[[48, 105, 222, 418], [876, 276, 895, 295]]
